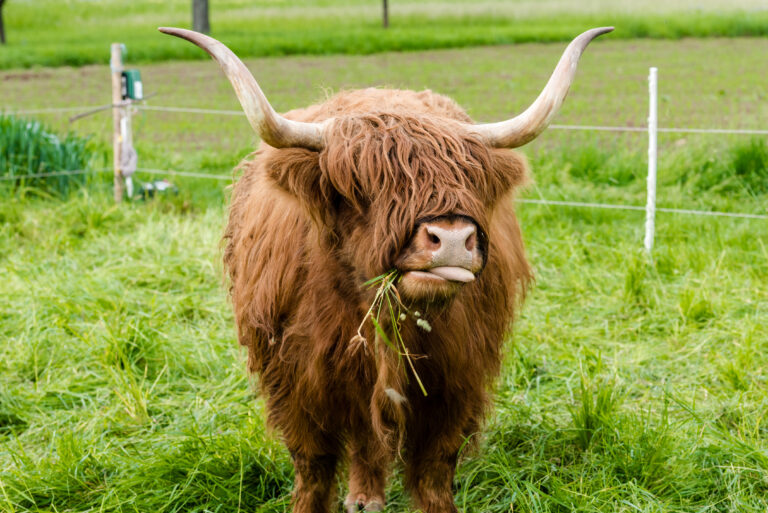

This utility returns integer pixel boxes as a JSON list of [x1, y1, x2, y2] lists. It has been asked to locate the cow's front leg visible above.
[[403, 393, 476, 513], [345, 432, 392, 512], [404, 448, 459, 513], [291, 451, 339, 513]]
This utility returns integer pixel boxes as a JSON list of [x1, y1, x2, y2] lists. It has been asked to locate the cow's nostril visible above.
[[465, 232, 476, 252], [428, 233, 440, 245]]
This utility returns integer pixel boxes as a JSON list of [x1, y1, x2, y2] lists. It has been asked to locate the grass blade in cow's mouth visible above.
[[353, 269, 430, 396]]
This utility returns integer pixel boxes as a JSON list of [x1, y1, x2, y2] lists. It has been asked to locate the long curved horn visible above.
[[158, 27, 326, 151], [470, 27, 614, 148]]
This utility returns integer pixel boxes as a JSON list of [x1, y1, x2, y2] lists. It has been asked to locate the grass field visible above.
[[2, 31, 768, 513], [2, 0, 768, 69]]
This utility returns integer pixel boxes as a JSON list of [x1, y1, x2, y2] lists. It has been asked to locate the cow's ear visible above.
[[486, 149, 530, 205], [263, 147, 339, 226]]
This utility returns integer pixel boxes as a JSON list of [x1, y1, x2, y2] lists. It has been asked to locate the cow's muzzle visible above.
[[396, 217, 486, 297]]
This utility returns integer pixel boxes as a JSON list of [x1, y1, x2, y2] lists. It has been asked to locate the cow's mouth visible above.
[[404, 266, 476, 284], [397, 265, 478, 301]]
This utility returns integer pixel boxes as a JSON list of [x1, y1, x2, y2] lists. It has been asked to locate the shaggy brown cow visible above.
[[160, 26, 612, 513]]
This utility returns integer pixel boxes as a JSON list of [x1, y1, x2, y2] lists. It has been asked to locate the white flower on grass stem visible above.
[[385, 387, 407, 405], [416, 319, 432, 332]]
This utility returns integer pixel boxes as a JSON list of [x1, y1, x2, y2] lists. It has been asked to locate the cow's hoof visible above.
[[344, 494, 384, 512]]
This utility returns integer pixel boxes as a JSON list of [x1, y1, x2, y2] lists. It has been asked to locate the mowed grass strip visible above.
[[1, 38, 767, 512], [2, 0, 768, 69]]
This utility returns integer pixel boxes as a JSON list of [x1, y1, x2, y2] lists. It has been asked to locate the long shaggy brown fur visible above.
[[223, 87, 533, 513]]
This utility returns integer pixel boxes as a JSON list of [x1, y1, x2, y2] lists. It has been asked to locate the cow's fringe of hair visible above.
[[319, 111, 523, 276]]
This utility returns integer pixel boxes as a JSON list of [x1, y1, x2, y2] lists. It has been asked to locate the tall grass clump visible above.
[[569, 359, 623, 451], [530, 141, 644, 188], [0, 114, 97, 196], [673, 138, 768, 196]]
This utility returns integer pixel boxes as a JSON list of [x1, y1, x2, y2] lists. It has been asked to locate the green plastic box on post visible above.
[[121, 69, 143, 100]]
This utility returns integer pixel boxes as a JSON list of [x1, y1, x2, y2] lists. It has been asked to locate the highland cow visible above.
[[160, 26, 612, 513]]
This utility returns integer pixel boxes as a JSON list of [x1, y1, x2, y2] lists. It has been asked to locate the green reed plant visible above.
[[0, 114, 97, 196]]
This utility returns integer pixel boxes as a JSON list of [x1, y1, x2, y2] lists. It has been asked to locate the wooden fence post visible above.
[[193, 0, 210, 34], [0, 0, 7, 45], [111, 43, 125, 203]]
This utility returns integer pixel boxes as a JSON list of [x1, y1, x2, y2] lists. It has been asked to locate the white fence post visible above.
[[645, 67, 658, 253]]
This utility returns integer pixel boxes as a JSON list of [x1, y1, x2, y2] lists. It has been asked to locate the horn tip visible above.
[[577, 26, 614, 45], [158, 27, 210, 48], [158, 26, 182, 36], [158, 26, 201, 39], [593, 26, 615, 36]]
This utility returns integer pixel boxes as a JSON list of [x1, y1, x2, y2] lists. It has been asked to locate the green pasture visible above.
[[2, 0, 768, 69], [1, 34, 768, 513]]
